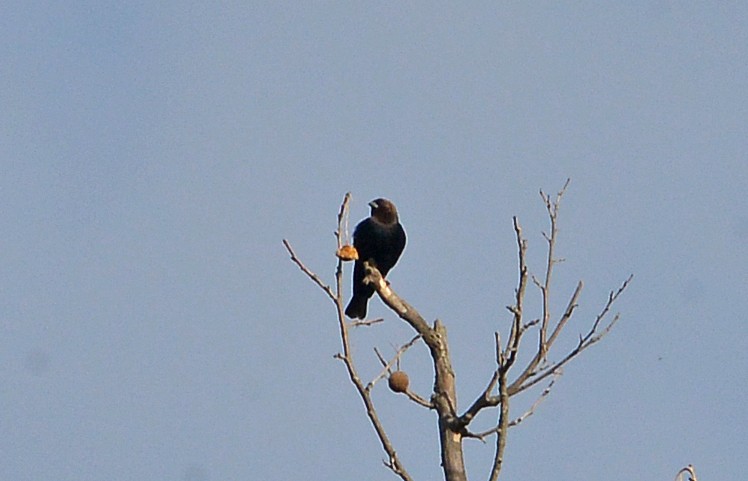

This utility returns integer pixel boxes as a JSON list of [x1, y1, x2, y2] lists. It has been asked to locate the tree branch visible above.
[[457, 369, 499, 426], [510, 275, 633, 396], [284, 193, 414, 481], [488, 368, 509, 481], [351, 317, 385, 327], [467, 373, 560, 443], [363, 263, 468, 481], [458, 217, 530, 429], [282, 239, 336, 302], [504, 216, 528, 370], [508, 372, 559, 427]]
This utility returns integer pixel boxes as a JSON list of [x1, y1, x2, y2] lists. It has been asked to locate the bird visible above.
[[345, 198, 406, 319]]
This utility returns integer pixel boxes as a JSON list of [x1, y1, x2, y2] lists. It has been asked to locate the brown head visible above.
[[369, 198, 399, 225]]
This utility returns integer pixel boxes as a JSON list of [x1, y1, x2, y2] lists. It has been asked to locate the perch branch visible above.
[[363, 263, 468, 481]]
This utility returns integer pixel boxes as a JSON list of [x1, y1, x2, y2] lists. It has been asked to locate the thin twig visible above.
[[503, 217, 528, 370], [404, 390, 435, 408], [374, 347, 388, 369], [509, 372, 559, 427], [351, 318, 385, 327], [467, 372, 560, 444], [282, 239, 336, 301], [546, 281, 584, 348], [538, 180, 569, 360], [510, 275, 632, 395]]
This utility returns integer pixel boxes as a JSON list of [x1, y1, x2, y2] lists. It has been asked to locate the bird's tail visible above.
[[345, 295, 368, 319]]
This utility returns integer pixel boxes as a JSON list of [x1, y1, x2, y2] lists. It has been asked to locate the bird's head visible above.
[[369, 198, 399, 225]]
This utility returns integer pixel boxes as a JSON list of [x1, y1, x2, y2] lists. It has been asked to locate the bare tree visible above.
[[283, 182, 632, 481]]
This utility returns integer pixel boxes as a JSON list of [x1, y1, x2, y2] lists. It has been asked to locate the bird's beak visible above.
[[368, 200, 378, 209]]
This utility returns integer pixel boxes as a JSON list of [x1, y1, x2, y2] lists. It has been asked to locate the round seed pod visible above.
[[388, 371, 409, 393]]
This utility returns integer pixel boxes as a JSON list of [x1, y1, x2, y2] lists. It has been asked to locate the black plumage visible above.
[[345, 198, 406, 319]]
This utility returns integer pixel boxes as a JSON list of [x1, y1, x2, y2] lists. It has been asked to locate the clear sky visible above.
[[2, 2, 746, 481]]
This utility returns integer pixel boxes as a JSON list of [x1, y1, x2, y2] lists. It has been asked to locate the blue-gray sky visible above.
[[2, 2, 746, 480]]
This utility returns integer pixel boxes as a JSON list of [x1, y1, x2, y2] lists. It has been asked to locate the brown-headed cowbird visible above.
[[345, 198, 406, 319]]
